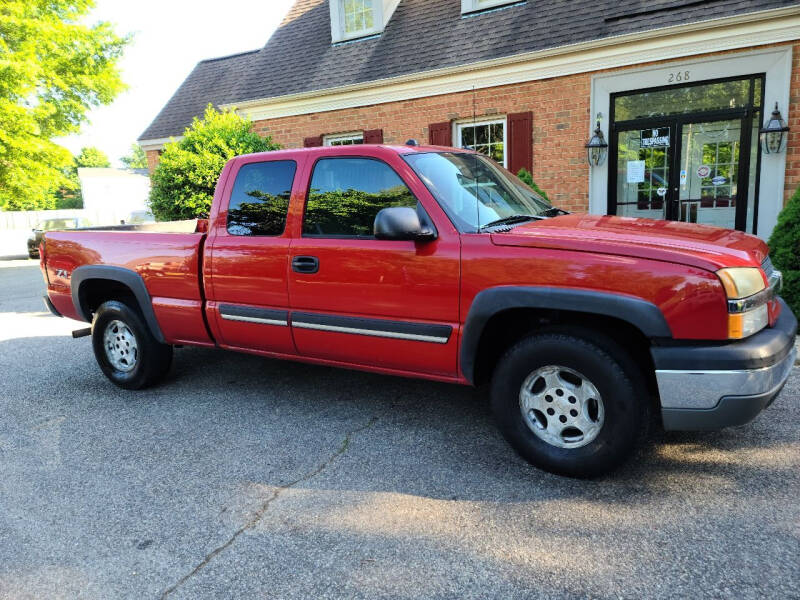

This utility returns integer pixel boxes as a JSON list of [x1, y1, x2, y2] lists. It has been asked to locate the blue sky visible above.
[[55, 0, 296, 167]]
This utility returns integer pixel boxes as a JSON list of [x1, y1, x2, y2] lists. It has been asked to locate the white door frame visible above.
[[589, 45, 793, 240]]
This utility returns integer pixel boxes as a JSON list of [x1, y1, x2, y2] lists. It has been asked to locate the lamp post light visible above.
[[759, 102, 790, 155], [586, 114, 608, 167]]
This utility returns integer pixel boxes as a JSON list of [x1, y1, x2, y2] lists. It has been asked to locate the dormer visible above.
[[329, 0, 402, 43], [461, 0, 524, 15]]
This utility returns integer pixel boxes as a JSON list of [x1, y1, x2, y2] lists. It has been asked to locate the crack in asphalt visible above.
[[159, 416, 378, 599]]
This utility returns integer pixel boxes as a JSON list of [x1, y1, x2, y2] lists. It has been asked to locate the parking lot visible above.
[[0, 257, 798, 599]]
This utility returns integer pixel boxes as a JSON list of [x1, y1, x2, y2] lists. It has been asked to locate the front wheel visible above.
[[490, 332, 649, 478], [92, 300, 173, 390]]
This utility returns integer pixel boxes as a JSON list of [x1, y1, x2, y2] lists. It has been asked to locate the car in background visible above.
[[124, 210, 156, 225], [27, 217, 90, 259]]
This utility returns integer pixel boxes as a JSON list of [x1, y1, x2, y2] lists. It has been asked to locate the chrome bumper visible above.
[[657, 346, 796, 431]]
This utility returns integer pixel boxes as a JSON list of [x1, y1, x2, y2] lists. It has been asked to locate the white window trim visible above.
[[454, 117, 508, 167], [323, 131, 364, 146], [589, 46, 793, 241], [330, 0, 380, 43], [461, 0, 523, 15]]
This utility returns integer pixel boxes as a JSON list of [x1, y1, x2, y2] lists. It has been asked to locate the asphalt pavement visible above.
[[0, 258, 798, 599]]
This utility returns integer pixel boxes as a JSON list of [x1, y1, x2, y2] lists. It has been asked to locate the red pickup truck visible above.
[[41, 144, 796, 477]]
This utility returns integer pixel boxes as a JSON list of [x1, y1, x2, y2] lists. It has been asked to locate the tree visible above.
[[149, 105, 280, 221], [75, 146, 111, 168], [517, 168, 550, 203], [121, 144, 148, 169], [768, 186, 800, 315], [0, 0, 128, 211]]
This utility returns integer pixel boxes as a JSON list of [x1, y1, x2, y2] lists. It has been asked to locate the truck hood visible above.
[[491, 214, 768, 271]]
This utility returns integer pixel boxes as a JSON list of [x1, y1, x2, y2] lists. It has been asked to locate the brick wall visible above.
[[249, 42, 800, 212], [145, 42, 799, 212], [786, 41, 800, 203], [145, 150, 161, 173], [252, 77, 592, 211]]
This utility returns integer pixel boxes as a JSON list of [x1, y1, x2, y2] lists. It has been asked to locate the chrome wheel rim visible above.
[[103, 320, 138, 372], [519, 365, 605, 449]]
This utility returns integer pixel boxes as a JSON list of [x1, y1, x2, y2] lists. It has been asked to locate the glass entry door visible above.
[[614, 125, 675, 221], [609, 75, 763, 233], [677, 118, 742, 230]]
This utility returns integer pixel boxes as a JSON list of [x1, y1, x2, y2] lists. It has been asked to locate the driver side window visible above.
[[303, 157, 418, 237]]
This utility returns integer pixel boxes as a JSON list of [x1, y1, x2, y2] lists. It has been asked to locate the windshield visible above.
[[37, 219, 77, 231], [403, 152, 555, 232]]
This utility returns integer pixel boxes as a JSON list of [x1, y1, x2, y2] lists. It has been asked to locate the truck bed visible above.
[[43, 222, 210, 345]]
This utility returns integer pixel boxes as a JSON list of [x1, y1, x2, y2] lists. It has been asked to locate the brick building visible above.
[[139, 0, 800, 240]]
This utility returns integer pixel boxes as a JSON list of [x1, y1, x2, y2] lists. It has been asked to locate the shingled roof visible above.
[[139, 0, 797, 141]]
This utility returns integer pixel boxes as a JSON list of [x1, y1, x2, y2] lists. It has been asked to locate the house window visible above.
[[324, 132, 364, 146], [456, 119, 506, 167], [461, 0, 523, 15], [342, 0, 375, 36]]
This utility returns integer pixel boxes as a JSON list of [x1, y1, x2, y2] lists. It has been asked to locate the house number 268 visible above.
[[668, 71, 690, 83]]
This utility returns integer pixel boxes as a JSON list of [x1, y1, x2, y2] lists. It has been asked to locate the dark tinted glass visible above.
[[304, 158, 416, 236], [614, 78, 758, 121], [227, 161, 296, 236]]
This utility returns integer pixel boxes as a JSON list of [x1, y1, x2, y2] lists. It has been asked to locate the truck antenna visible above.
[[473, 85, 481, 233]]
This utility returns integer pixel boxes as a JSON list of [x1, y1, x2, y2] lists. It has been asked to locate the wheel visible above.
[[92, 300, 173, 390], [28, 251, 38, 259], [490, 332, 649, 478]]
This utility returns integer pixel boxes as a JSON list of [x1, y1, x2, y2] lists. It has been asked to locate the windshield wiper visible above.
[[541, 207, 569, 217], [481, 214, 541, 230]]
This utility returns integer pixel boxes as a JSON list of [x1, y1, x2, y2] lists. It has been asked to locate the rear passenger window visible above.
[[304, 158, 417, 237], [227, 161, 296, 236]]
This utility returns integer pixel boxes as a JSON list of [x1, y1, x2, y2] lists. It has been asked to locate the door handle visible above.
[[292, 255, 320, 274]]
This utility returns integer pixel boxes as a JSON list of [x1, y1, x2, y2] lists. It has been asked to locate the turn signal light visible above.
[[727, 304, 769, 339]]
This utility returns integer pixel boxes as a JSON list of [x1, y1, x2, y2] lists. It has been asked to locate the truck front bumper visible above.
[[652, 299, 797, 431]]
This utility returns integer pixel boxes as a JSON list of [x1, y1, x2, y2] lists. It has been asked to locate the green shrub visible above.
[[149, 105, 279, 221], [768, 185, 800, 315], [516, 168, 550, 203]]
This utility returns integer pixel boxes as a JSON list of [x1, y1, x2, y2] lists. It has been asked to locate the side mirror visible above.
[[374, 206, 436, 242]]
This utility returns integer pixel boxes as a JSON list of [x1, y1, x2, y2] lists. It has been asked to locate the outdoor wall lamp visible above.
[[585, 114, 608, 167], [760, 102, 790, 155]]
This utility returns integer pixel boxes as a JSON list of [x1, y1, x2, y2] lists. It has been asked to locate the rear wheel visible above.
[[490, 332, 648, 478], [92, 300, 173, 390]]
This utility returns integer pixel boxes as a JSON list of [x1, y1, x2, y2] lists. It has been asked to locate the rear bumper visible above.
[[652, 299, 797, 431], [43, 295, 62, 318]]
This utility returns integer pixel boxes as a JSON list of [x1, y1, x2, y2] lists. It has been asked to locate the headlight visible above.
[[716, 267, 769, 339]]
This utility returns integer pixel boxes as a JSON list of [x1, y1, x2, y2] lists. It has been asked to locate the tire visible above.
[[490, 332, 649, 478], [92, 300, 173, 390], [28, 251, 38, 259]]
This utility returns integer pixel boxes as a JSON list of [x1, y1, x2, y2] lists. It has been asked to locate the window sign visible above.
[[626, 160, 646, 183], [641, 127, 670, 148]]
